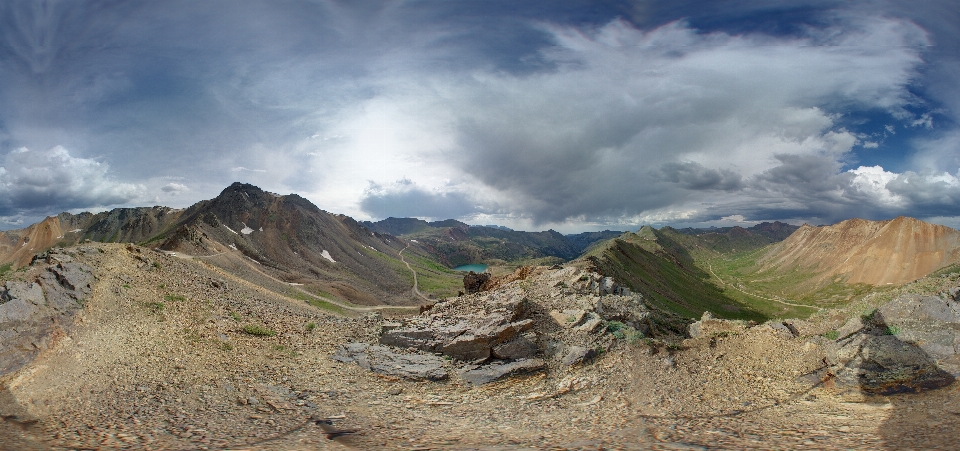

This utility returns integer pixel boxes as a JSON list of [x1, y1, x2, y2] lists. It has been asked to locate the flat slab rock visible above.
[[331, 343, 448, 381], [458, 358, 546, 385]]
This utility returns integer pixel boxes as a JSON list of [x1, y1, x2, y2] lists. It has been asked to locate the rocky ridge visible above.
[[333, 265, 689, 386], [4, 243, 960, 449]]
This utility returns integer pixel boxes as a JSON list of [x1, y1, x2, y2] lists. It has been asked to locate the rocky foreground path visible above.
[[1, 244, 960, 450]]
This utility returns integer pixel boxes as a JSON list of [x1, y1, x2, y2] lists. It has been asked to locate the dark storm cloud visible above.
[[359, 179, 488, 221], [661, 162, 744, 191], [0, 1, 958, 232]]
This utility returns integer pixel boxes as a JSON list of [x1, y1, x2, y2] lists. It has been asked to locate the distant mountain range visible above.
[[4, 183, 960, 320], [362, 217, 623, 267]]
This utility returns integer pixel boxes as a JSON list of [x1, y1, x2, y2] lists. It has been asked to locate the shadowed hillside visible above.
[[581, 229, 767, 321], [1, 183, 462, 307]]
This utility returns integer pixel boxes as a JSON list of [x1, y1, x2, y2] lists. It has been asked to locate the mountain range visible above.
[[3, 182, 960, 320], [5, 182, 960, 450]]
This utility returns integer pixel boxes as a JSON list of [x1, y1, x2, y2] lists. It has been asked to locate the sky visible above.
[[1, 0, 959, 233]]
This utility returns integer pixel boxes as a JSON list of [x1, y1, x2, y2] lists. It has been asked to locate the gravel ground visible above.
[[2, 244, 959, 450]]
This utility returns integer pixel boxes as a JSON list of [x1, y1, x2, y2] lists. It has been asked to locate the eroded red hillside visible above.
[[759, 216, 960, 286]]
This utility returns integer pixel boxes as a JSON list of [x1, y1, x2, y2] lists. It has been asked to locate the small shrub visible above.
[[158, 283, 166, 289], [220, 342, 234, 351], [122, 284, 131, 289], [606, 321, 627, 333], [305, 322, 317, 331], [242, 325, 276, 337], [152, 261, 161, 269], [273, 345, 286, 351], [229, 312, 242, 322], [164, 294, 185, 302], [886, 325, 902, 336], [147, 302, 165, 313], [824, 330, 840, 341]]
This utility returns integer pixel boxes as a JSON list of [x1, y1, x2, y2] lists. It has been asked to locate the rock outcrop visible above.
[[462, 271, 491, 294], [458, 359, 546, 385], [825, 294, 960, 394], [379, 299, 533, 361], [338, 264, 689, 385], [331, 343, 448, 381], [0, 249, 96, 379]]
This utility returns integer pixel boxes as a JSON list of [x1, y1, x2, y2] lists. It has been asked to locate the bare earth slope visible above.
[[759, 216, 960, 286], [5, 244, 960, 450]]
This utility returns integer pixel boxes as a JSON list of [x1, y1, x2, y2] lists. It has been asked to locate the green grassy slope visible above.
[[585, 231, 767, 321]]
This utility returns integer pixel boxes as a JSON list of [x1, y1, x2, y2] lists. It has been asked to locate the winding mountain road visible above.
[[707, 262, 822, 312], [398, 243, 431, 303]]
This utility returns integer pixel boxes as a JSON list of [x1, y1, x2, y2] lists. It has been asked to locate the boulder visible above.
[[549, 309, 585, 328], [561, 346, 597, 366], [378, 313, 532, 362], [836, 316, 866, 340], [440, 334, 491, 361], [458, 359, 546, 385], [825, 294, 960, 395], [875, 295, 960, 362], [379, 327, 444, 352], [573, 312, 603, 333], [331, 343, 448, 381], [687, 312, 747, 339], [492, 336, 537, 360], [463, 272, 491, 294]]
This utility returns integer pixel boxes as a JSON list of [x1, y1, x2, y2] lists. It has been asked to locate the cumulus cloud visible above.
[[1, 2, 958, 231], [0, 146, 142, 217], [160, 182, 188, 194], [352, 16, 931, 225]]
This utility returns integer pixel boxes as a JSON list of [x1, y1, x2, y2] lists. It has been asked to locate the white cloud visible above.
[[343, 16, 930, 225], [862, 141, 880, 148], [911, 112, 934, 129], [848, 165, 905, 206], [161, 182, 189, 194], [0, 146, 143, 216]]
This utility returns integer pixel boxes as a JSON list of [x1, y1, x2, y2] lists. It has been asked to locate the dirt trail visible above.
[[708, 261, 823, 312], [166, 248, 420, 315], [398, 243, 432, 303]]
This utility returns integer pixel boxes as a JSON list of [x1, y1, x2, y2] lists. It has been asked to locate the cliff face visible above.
[[759, 217, 960, 285]]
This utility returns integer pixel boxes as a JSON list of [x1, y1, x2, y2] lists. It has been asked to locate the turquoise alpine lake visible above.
[[453, 264, 488, 273]]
